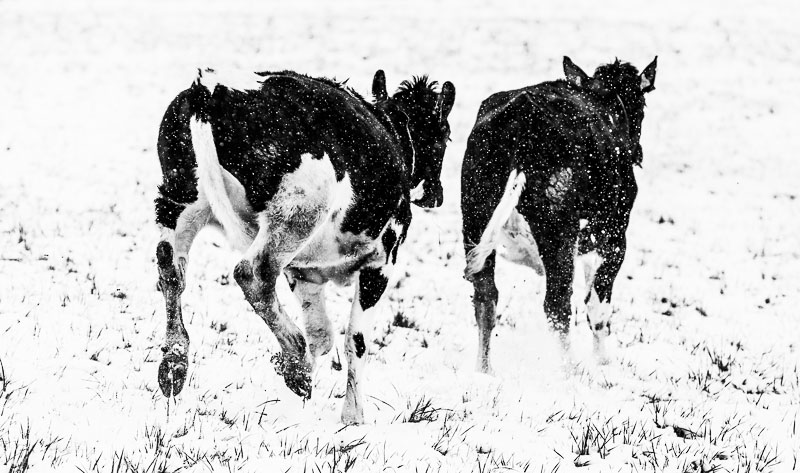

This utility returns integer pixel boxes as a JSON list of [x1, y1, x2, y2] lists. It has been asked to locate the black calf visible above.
[[462, 57, 657, 372]]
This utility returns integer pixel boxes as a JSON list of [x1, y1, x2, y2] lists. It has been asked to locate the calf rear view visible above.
[[155, 68, 455, 423], [462, 57, 657, 373]]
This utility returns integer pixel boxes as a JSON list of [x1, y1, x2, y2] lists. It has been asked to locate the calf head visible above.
[[563, 56, 658, 165], [372, 70, 456, 208]]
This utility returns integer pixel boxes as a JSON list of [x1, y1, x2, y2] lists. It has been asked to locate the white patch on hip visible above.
[[545, 167, 573, 209], [269, 153, 352, 228], [280, 154, 375, 277], [330, 173, 354, 218]]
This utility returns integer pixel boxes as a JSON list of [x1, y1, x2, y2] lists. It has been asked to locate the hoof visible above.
[[271, 352, 312, 400], [309, 335, 333, 358], [592, 325, 612, 365], [593, 338, 611, 365], [476, 364, 495, 376], [555, 331, 571, 354], [475, 356, 494, 375], [307, 324, 334, 358], [341, 405, 364, 425], [158, 347, 188, 397], [596, 354, 611, 366]]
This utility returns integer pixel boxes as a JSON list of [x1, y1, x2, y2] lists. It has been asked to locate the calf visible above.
[[155, 68, 455, 423], [462, 57, 657, 373]]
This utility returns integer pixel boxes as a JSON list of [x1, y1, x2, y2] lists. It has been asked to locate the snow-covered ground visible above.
[[1, 0, 799, 471]]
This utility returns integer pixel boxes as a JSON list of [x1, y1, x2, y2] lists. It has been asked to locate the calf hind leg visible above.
[[234, 212, 322, 400], [461, 166, 510, 375], [534, 222, 578, 348], [469, 254, 499, 374], [156, 201, 210, 397], [235, 257, 313, 399]]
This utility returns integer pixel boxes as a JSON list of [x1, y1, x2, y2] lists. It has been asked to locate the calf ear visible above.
[[563, 56, 589, 86], [437, 81, 456, 122], [640, 56, 657, 93], [372, 70, 388, 100]]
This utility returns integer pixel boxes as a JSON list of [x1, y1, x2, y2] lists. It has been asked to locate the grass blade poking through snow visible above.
[[394, 396, 446, 423]]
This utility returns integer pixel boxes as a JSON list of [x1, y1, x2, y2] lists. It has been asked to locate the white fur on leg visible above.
[[292, 280, 333, 358], [571, 255, 587, 326], [410, 181, 425, 201], [571, 250, 604, 326], [586, 288, 613, 364], [593, 330, 610, 364], [341, 283, 376, 425], [579, 251, 604, 288], [173, 200, 211, 267]]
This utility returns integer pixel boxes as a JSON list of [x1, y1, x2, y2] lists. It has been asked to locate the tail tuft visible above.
[[465, 169, 527, 277]]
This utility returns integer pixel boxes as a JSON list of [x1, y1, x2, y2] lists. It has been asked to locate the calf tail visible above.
[[465, 169, 527, 276], [190, 112, 254, 250]]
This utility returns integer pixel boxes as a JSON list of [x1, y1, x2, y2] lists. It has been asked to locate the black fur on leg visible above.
[[532, 220, 578, 335], [471, 253, 499, 307], [156, 241, 185, 296], [156, 241, 175, 274], [358, 267, 389, 311], [353, 333, 366, 358], [594, 236, 626, 305]]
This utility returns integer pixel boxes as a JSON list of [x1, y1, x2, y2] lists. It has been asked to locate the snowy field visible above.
[[1, 0, 799, 471]]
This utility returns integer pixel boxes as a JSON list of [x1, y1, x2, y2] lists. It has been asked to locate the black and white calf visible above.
[[155, 68, 455, 423], [462, 57, 657, 372]]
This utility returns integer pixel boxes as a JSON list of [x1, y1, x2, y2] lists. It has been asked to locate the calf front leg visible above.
[[588, 239, 626, 363], [341, 266, 389, 425]]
